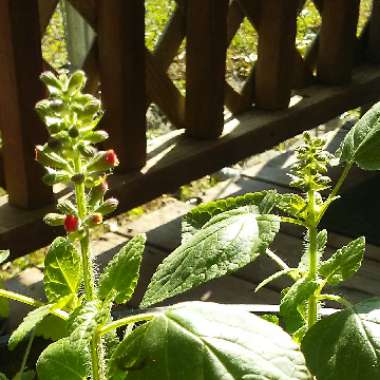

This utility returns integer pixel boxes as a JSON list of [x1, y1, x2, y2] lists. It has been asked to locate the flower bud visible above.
[[68, 127, 79, 138], [87, 213, 103, 227], [78, 143, 97, 158], [35, 145, 69, 170], [44, 213, 66, 226], [95, 198, 119, 216], [64, 215, 79, 232], [71, 173, 85, 184], [57, 199, 77, 215], [67, 70, 86, 96], [42, 170, 70, 186], [84, 130, 109, 144], [87, 180, 108, 207], [40, 72, 62, 96], [47, 137, 62, 151], [87, 150, 120, 172]]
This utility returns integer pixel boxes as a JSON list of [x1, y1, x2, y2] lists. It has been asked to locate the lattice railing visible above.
[[0, 0, 380, 257]]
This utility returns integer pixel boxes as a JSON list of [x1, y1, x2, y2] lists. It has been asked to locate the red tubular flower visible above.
[[104, 150, 119, 167], [64, 215, 78, 232]]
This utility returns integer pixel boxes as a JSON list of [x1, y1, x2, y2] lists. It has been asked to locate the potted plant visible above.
[[0, 70, 379, 379]]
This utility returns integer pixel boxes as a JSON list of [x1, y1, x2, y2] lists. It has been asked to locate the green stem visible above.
[[73, 153, 100, 379], [307, 190, 319, 329], [0, 289, 69, 320], [99, 313, 156, 336], [265, 249, 291, 271], [317, 163, 352, 224], [17, 328, 36, 379]]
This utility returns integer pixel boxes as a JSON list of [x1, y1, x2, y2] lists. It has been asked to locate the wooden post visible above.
[[0, 0, 52, 208], [186, 0, 229, 139], [255, 0, 298, 110], [317, 0, 360, 84], [367, 0, 380, 63], [97, 0, 147, 171]]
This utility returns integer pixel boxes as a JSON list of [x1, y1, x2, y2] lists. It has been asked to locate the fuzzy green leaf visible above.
[[0, 250, 9, 265], [302, 298, 380, 380], [141, 206, 280, 308], [36, 338, 91, 380], [8, 305, 52, 350], [44, 237, 82, 302], [182, 191, 277, 243], [110, 302, 311, 380], [280, 279, 319, 334], [276, 193, 307, 220], [67, 301, 99, 341], [340, 101, 380, 169], [319, 237, 365, 285], [98, 235, 146, 304], [35, 315, 67, 341]]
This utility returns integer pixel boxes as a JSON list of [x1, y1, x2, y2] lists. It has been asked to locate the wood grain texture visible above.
[[186, 0, 229, 138], [97, 0, 147, 170], [317, 0, 360, 84], [0, 0, 52, 208], [255, 0, 299, 110]]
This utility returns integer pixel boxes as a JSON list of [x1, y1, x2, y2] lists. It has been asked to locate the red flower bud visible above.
[[105, 150, 119, 167], [64, 215, 78, 232]]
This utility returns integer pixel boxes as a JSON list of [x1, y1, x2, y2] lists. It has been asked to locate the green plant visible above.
[[1, 71, 380, 380]]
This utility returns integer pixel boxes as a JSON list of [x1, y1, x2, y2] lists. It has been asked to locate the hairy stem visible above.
[[265, 249, 291, 271], [307, 190, 319, 328], [317, 163, 352, 224], [73, 153, 101, 379], [0, 289, 69, 320], [17, 328, 36, 379], [99, 313, 156, 336]]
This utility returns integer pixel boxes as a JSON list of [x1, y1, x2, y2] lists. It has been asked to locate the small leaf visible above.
[[319, 236, 365, 285], [37, 338, 91, 380], [182, 191, 277, 243], [141, 207, 280, 308], [276, 193, 307, 220], [340, 101, 380, 169], [35, 315, 67, 341], [44, 237, 82, 302], [13, 370, 35, 380], [280, 279, 319, 334], [302, 298, 380, 380], [98, 235, 146, 304], [110, 302, 311, 380], [67, 301, 99, 341], [8, 305, 52, 350], [0, 250, 10, 265]]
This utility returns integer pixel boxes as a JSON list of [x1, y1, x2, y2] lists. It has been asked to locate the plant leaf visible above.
[[36, 337, 91, 380], [340, 101, 380, 169], [8, 305, 52, 350], [67, 301, 99, 341], [0, 372, 8, 380], [35, 315, 67, 341], [0, 277, 9, 318], [44, 237, 82, 302], [319, 236, 365, 285], [182, 191, 277, 243], [109, 302, 312, 380], [302, 298, 380, 380], [276, 193, 307, 220], [0, 250, 9, 265], [13, 369, 35, 380], [280, 279, 319, 334], [141, 206, 280, 308], [98, 235, 146, 304]]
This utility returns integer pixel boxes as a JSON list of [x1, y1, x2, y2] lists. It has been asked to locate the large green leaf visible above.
[[0, 250, 9, 265], [109, 302, 311, 380], [340, 101, 380, 169], [182, 191, 277, 243], [280, 279, 319, 334], [44, 237, 82, 302], [141, 206, 280, 308], [319, 236, 365, 285], [98, 235, 146, 304], [36, 338, 91, 380], [302, 298, 380, 380], [8, 305, 52, 350]]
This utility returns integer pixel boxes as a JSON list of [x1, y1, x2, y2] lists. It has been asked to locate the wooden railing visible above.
[[1, 0, 380, 257]]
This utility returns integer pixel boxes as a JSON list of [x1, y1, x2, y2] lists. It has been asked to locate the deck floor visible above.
[[5, 124, 380, 329]]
